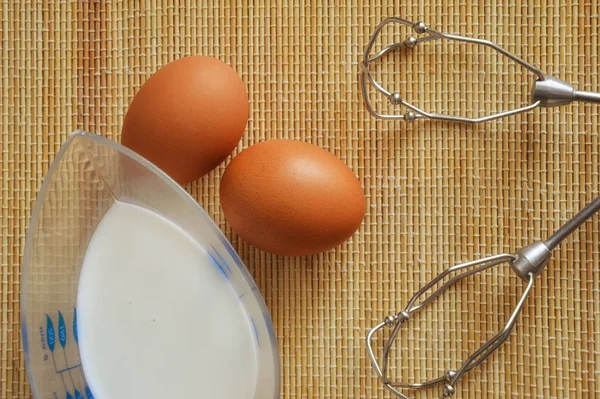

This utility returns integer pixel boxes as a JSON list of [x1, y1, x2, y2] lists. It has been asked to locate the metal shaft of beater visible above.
[[544, 196, 600, 250], [573, 90, 600, 104], [511, 196, 600, 281], [367, 195, 600, 399], [448, 196, 600, 397], [533, 76, 600, 107]]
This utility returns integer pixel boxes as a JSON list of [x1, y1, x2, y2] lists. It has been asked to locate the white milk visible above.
[[77, 201, 257, 399]]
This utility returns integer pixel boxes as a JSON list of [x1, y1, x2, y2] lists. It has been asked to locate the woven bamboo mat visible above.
[[2, 1, 600, 398]]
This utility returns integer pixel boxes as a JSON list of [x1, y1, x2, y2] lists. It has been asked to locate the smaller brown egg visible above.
[[121, 56, 249, 185], [220, 140, 366, 256]]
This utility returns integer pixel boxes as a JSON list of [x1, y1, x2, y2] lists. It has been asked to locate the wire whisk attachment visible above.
[[367, 196, 600, 398], [360, 17, 600, 123]]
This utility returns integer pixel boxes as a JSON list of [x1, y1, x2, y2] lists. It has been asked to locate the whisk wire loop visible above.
[[366, 254, 520, 398], [361, 17, 600, 123], [368, 196, 600, 398]]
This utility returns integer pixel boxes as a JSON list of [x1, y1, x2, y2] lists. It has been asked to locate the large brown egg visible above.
[[220, 140, 366, 256], [121, 56, 248, 184]]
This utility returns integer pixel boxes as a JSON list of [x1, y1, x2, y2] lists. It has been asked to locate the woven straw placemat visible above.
[[2, 1, 599, 398]]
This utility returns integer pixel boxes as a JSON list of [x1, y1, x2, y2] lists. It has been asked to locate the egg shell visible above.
[[220, 140, 366, 256], [121, 56, 248, 184]]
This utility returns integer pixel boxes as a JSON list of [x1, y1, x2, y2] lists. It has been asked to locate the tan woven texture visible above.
[[2, 1, 600, 398]]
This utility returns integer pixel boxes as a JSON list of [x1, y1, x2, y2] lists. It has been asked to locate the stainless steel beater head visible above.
[[366, 252, 534, 399], [360, 17, 600, 123], [367, 196, 600, 398]]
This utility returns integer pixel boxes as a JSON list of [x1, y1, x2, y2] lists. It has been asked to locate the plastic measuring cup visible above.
[[21, 131, 280, 399]]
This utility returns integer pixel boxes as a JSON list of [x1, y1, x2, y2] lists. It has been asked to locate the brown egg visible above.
[[121, 56, 248, 184], [220, 140, 366, 256]]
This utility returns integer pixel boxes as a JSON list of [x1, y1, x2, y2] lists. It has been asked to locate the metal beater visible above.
[[367, 195, 600, 398], [361, 17, 600, 123]]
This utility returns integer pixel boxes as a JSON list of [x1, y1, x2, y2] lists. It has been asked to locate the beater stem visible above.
[[573, 90, 600, 104], [533, 77, 600, 107], [544, 196, 600, 251]]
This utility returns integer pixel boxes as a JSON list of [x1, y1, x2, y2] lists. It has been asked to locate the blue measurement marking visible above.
[[58, 312, 67, 348], [219, 235, 243, 267], [73, 309, 78, 344], [62, 352, 75, 388], [22, 323, 29, 354], [74, 308, 87, 383], [211, 245, 233, 275], [52, 352, 67, 392], [46, 315, 56, 352], [57, 310, 75, 388], [56, 355, 68, 392], [78, 364, 86, 382], [47, 311, 87, 395], [63, 351, 76, 387], [251, 318, 260, 348], [85, 386, 94, 399], [55, 364, 82, 374], [57, 311, 77, 389], [208, 252, 229, 280], [46, 314, 68, 391]]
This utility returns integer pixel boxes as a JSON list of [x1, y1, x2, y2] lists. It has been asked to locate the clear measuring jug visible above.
[[21, 131, 280, 399]]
